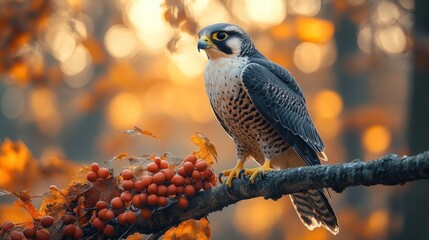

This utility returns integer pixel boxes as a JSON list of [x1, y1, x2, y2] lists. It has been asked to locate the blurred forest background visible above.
[[0, 0, 428, 239]]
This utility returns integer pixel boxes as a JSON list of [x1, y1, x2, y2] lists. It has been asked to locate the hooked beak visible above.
[[197, 35, 212, 52]]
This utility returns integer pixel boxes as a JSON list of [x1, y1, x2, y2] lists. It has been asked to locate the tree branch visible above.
[[87, 151, 429, 238]]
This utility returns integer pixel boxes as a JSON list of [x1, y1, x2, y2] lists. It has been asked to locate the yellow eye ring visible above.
[[212, 31, 228, 41]]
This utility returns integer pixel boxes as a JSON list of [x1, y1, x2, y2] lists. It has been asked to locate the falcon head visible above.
[[197, 23, 256, 59]]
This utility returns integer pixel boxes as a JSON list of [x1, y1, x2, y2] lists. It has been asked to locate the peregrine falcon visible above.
[[197, 23, 339, 234]]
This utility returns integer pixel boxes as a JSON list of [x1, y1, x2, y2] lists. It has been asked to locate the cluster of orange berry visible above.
[[84, 155, 216, 238], [0, 215, 83, 240]]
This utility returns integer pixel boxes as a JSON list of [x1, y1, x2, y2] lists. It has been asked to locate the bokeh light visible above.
[[29, 88, 63, 136], [104, 24, 139, 58], [107, 92, 143, 130], [312, 90, 343, 119], [288, 0, 321, 16], [169, 35, 206, 79], [128, 0, 173, 54], [293, 42, 322, 73], [188, 0, 230, 27], [358, 23, 372, 54], [233, 0, 286, 28], [1, 86, 25, 119], [375, 25, 407, 55], [45, 21, 77, 62], [60, 44, 91, 76], [234, 198, 285, 238], [375, 1, 400, 25], [296, 17, 335, 44], [362, 125, 392, 154]]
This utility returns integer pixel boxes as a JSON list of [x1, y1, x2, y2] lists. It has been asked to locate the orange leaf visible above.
[[164, 218, 211, 240], [123, 126, 157, 139], [190, 133, 218, 166], [14, 198, 42, 220]]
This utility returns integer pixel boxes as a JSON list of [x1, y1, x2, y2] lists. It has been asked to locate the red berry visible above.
[[73, 227, 84, 239], [87, 171, 98, 182], [63, 224, 76, 236], [147, 162, 159, 173], [162, 169, 175, 182], [185, 185, 196, 197], [178, 167, 187, 177], [104, 209, 115, 221], [194, 180, 203, 191], [196, 161, 208, 172], [159, 160, 169, 169], [36, 230, 50, 240], [141, 208, 152, 219], [153, 172, 166, 184], [121, 169, 134, 180], [122, 180, 134, 191], [141, 175, 154, 188], [202, 168, 213, 180], [9, 231, 23, 240], [172, 175, 185, 186], [147, 194, 159, 206], [23, 227, 37, 238], [147, 183, 158, 194], [176, 186, 185, 194], [90, 162, 100, 172], [167, 184, 177, 196], [92, 217, 105, 230], [120, 191, 133, 202], [103, 224, 115, 237], [158, 196, 168, 207], [98, 208, 108, 220], [111, 197, 124, 209], [125, 211, 137, 224], [96, 200, 108, 210], [40, 215, 54, 228], [178, 195, 189, 209], [139, 193, 148, 206], [183, 162, 195, 174], [134, 180, 145, 192], [132, 194, 142, 208], [184, 177, 192, 185], [157, 185, 168, 196], [154, 157, 162, 165], [203, 181, 213, 190], [63, 214, 76, 224], [192, 170, 202, 180], [1, 221, 14, 232], [117, 213, 127, 225], [97, 167, 110, 178], [184, 155, 197, 164]]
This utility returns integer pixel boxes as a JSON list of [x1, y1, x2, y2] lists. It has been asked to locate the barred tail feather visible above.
[[289, 189, 339, 235]]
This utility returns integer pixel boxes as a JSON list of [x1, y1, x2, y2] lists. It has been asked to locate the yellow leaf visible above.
[[164, 218, 211, 240], [190, 133, 217, 166]]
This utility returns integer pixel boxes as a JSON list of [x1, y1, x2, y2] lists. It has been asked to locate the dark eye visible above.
[[212, 31, 228, 41]]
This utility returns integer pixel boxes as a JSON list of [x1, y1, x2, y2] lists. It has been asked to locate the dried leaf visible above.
[[190, 133, 218, 166], [123, 126, 157, 139], [164, 218, 211, 240], [14, 198, 42, 220], [0, 189, 12, 197], [126, 232, 145, 240]]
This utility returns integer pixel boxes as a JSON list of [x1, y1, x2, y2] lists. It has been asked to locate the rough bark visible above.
[[84, 151, 429, 238]]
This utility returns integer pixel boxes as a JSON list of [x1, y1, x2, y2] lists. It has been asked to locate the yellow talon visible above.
[[244, 160, 273, 184], [221, 161, 244, 187]]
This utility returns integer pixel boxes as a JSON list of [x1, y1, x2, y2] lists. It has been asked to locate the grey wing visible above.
[[241, 62, 324, 166]]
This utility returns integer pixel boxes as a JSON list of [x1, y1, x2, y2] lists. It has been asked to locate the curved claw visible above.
[[238, 169, 246, 178], [244, 161, 273, 184], [221, 161, 244, 188], [218, 172, 224, 184]]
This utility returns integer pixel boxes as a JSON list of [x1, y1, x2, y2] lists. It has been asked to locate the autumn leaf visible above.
[[190, 133, 218, 166], [13, 190, 42, 219], [164, 218, 211, 240], [0, 189, 12, 197], [123, 126, 157, 139]]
